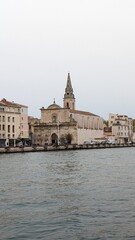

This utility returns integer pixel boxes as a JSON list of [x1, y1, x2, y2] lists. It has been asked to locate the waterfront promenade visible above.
[[0, 143, 135, 153]]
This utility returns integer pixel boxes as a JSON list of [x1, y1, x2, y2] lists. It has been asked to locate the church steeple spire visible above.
[[63, 73, 75, 110]]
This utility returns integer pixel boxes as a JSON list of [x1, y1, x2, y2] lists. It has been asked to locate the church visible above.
[[33, 74, 104, 145]]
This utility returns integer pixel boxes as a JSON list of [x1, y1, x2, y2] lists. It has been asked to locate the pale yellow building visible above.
[[0, 98, 28, 146], [33, 74, 103, 145]]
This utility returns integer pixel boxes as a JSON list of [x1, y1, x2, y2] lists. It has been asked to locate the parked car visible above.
[[16, 141, 23, 147], [106, 139, 115, 145], [83, 140, 95, 145], [83, 141, 91, 145]]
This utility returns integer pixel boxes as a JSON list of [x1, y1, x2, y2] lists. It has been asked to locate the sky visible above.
[[0, 0, 135, 119]]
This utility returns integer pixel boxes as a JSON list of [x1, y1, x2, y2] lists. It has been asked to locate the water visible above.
[[0, 148, 135, 240]]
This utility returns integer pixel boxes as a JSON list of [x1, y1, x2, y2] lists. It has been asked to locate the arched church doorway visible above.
[[51, 133, 58, 144]]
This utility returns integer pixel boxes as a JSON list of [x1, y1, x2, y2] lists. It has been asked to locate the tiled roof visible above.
[[70, 109, 98, 117], [0, 99, 28, 108], [115, 118, 127, 121], [0, 102, 6, 106]]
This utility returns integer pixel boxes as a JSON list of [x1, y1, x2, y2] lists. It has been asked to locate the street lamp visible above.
[[57, 120, 60, 145], [14, 137, 16, 147]]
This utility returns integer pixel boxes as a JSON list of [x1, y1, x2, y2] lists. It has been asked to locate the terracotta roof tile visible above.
[[70, 109, 98, 117], [0, 99, 28, 108]]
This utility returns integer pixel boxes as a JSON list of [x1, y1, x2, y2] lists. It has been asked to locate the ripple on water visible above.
[[0, 148, 135, 239]]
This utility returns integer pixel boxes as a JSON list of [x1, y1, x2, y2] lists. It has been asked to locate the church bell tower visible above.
[[63, 73, 75, 110]]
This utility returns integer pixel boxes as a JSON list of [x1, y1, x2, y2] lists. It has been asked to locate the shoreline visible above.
[[0, 143, 135, 154]]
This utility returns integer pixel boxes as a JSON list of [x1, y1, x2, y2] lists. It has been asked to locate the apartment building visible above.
[[0, 98, 28, 146], [108, 113, 133, 143]]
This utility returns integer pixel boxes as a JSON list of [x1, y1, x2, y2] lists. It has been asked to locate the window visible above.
[[2, 125, 5, 131], [12, 125, 15, 133], [52, 115, 57, 123], [67, 102, 69, 108], [2, 116, 5, 122], [0, 116, 1, 122], [0, 107, 4, 112], [70, 114, 73, 120], [3, 134, 5, 138], [12, 134, 15, 138], [8, 125, 10, 133], [0, 125, 1, 130], [12, 117, 15, 122], [8, 117, 10, 122], [8, 134, 10, 138]]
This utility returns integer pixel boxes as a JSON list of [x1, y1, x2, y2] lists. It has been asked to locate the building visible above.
[[28, 116, 40, 144], [33, 74, 104, 145], [108, 113, 133, 144], [0, 98, 28, 146], [103, 126, 115, 142]]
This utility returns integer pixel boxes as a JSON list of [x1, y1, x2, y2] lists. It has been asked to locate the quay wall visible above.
[[0, 143, 135, 154]]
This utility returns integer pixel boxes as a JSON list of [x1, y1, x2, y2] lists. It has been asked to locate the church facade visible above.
[[33, 74, 103, 145]]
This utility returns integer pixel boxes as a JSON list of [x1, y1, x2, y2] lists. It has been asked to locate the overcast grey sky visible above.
[[0, 0, 135, 119]]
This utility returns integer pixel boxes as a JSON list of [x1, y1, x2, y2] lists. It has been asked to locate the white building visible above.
[[108, 113, 133, 144]]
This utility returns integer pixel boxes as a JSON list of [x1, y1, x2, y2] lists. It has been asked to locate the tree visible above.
[[103, 120, 109, 127], [65, 133, 72, 144]]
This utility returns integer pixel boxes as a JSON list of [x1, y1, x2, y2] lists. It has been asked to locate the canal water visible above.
[[0, 148, 135, 240]]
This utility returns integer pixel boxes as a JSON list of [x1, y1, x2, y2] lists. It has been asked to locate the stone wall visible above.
[[33, 123, 77, 145], [77, 128, 104, 144]]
